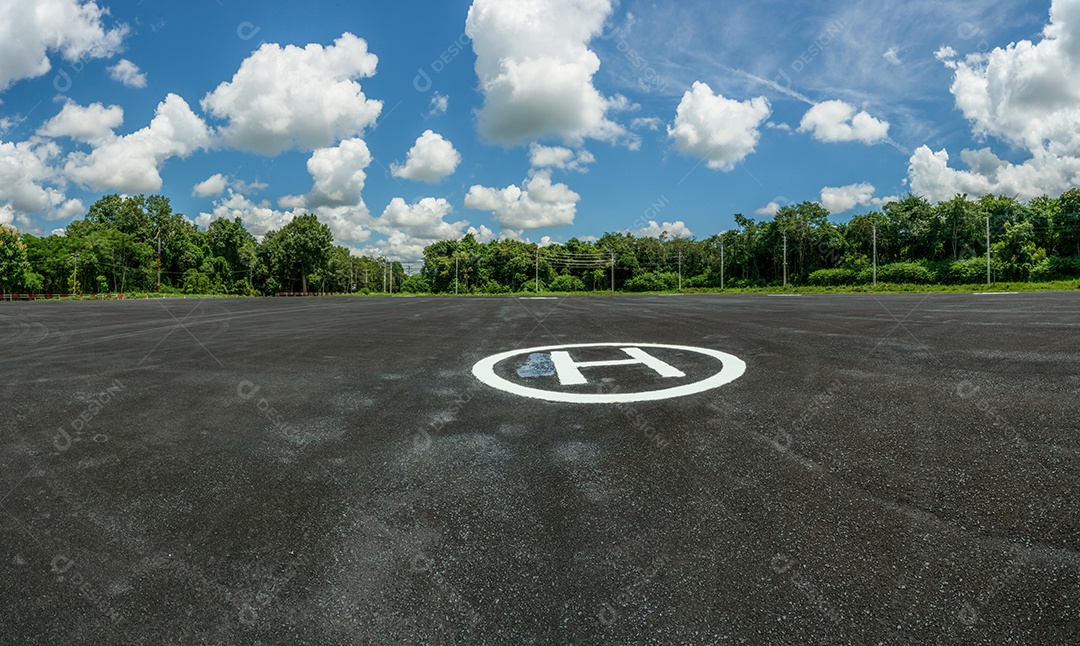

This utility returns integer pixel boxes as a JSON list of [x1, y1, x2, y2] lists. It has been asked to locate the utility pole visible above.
[[720, 235, 725, 290], [71, 253, 80, 295], [872, 221, 877, 286], [454, 256, 459, 295], [535, 246, 540, 293], [677, 251, 683, 291], [782, 235, 788, 287], [986, 216, 991, 285], [156, 229, 162, 293], [610, 251, 615, 292]]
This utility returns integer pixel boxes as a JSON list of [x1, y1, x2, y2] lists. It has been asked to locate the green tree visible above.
[[884, 194, 939, 262], [0, 225, 33, 295], [1055, 188, 1080, 257], [936, 194, 981, 259], [992, 220, 1043, 280], [265, 214, 333, 292], [207, 217, 257, 293]]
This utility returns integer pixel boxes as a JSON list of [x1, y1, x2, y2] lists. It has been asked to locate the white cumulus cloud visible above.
[[375, 197, 468, 240], [0, 0, 128, 92], [528, 143, 595, 172], [193, 173, 228, 198], [668, 81, 771, 171], [391, 130, 460, 182], [281, 138, 372, 208], [756, 201, 783, 216], [633, 220, 693, 238], [909, 0, 1080, 201], [465, 0, 628, 146], [819, 183, 895, 214], [798, 101, 890, 144], [201, 33, 382, 155], [196, 191, 294, 240], [38, 101, 123, 142], [64, 93, 210, 193], [0, 138, 67, 215], [107, 58, 146, 88], [465, 170, 580, 229]]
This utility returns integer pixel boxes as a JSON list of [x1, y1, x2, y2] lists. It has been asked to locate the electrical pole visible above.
[[872, 221, 877, 286], [721, 236, 726, 290], [535, 246, 540, 293], [782, 235, 788, 287], [986, 216, 991, 285], [677, 251, 683, 291], [156, 229, 162, 293], [455, 256, 459, 295], [71, 253, 80, 295], [610, 251, 615, 292]]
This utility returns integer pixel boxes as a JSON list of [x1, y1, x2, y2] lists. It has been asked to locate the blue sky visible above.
[[0, 0, 1070, 260]]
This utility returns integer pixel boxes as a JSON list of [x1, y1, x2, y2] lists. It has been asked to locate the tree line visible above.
[[2, 190, 1080, 296], [1, 194, 405, 296]]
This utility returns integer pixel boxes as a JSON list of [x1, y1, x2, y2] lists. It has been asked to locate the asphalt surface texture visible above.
[[1, 293, 1077, 645]]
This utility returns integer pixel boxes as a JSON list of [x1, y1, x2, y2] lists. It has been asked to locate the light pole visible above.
[[610, 251, 615, 292], [872, 220, 877, 286], [986, 216, 991, 285], [70, 252, 80, 295], [782, 234, 788, 287], [720, 233, 725, 290], [677, 250, 682, 291]]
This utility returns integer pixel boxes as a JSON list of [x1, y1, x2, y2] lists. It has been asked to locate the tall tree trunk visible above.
[[301, 271, 307, 293]]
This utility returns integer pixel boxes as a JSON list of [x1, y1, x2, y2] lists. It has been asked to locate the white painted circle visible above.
[[471, 342, 746, 404]]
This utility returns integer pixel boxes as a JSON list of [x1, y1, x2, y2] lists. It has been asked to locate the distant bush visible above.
[[23, 272, 44, 293], [624, 272, 679, 292], [873, 262, 934, 284], [937, 257, 987, 284], [399, 275, 431, 294], [726, 277, 768, 288], [548, 274, 586, 292], [807, 268, 858, 286], [685, 274, 712, 288], [1030, 256, 1080, 281], [183, 269, 211, 294]]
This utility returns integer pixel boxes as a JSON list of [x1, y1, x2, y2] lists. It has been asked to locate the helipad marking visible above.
[[550, 347, 686, 386], [471, 343, 745, 404]]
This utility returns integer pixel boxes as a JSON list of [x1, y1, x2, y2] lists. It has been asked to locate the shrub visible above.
[[182, 269, 211, 294], [399, 275, 431, 294], [1030, 256, 1080, 281], [875, 262, 934, 284], [685, 274, 712, 288], [938, 257, 987, 284], [478, 279, 509, 294], [807, 268, 858, 286], [624, 272, 679, 292], [548, 274, 587, 292]]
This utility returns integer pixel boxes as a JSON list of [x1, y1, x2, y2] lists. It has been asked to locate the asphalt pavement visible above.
[[1, 293, 1077, 644]]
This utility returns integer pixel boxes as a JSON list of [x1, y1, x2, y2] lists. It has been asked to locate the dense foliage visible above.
[[8, 194, 403, 295], [4, 190, 1080, 296]]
